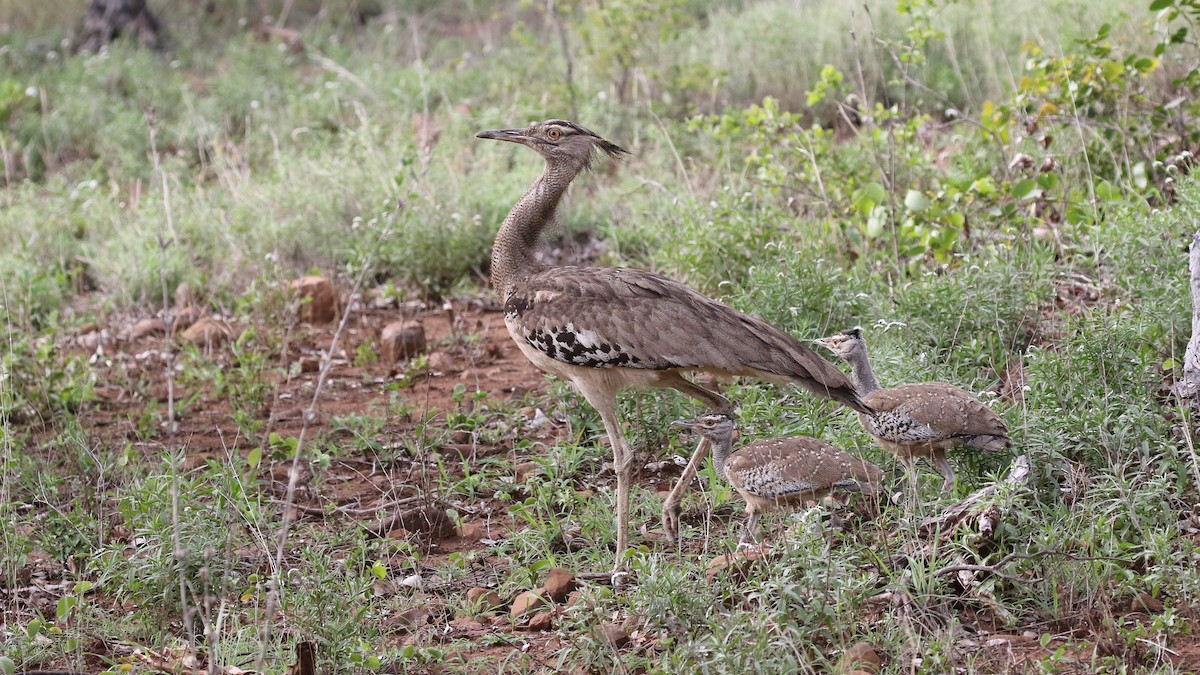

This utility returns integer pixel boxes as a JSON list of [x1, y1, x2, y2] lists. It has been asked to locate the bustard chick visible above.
[[672, 413, 881, 542], [478, 120, 869, 568], [814, 328, 1010, 491]]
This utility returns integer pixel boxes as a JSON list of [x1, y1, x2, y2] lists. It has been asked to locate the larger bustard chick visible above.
[[814, 328, 1010, 490], [478, 120, 869, 568], [672, 413, 882, 542]]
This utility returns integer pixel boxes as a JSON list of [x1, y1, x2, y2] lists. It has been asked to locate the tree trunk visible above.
[[1178, 231, 1200, 402], [76, 0, 164, 53]]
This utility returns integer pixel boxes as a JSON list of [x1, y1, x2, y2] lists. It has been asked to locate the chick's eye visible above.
[[546, 128, 561, 140]]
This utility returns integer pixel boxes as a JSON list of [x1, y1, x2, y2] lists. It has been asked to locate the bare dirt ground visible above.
[[8, 289, 1200, 673]]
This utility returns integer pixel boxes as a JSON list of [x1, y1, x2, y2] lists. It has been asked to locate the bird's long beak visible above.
[[476, 128, 529, 144], [812, 336, 832, 350], [671, 419, 696, 431]]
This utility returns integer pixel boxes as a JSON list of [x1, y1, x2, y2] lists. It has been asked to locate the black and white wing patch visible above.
[[516, 320, 643, 368]]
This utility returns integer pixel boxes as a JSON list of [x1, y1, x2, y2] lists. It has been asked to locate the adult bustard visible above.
[[814, 327, 1010, 491], [478, 120, 869, 569], [672, 413, 881, 542]]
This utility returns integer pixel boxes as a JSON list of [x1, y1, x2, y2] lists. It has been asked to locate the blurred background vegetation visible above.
[[3, 0, 1200, 672]]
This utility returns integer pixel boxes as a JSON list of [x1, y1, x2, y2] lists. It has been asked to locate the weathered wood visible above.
[[1179, 231, 1200, 400], [76, 0, 164, 53]]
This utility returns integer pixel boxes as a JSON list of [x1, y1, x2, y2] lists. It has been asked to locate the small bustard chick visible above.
[[672, 413, 882, 543], [478, 120, 869, 569], [814, 328, 1010, 491]]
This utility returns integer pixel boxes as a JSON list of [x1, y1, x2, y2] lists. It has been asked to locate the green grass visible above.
[[4, 0, 1200, 672]]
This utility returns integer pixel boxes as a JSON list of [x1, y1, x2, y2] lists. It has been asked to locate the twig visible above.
[[254, 206, 400, 667], [146, 107, 194, 647], [546, 0, 577, 118], [933, 549, 1132, 581], [309, 52, 381, 104], [1178, 231, 1200, 400]]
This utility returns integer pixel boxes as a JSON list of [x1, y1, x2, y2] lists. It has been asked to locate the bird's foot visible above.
[[661, 506, 682, 544]]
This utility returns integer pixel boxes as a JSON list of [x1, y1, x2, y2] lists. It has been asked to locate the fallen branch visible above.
[[920, 454, 1031, 537], [933, 549, 1131, 581]]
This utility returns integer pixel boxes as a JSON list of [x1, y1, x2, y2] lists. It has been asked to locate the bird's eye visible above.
[[546, 128, 561, 140]]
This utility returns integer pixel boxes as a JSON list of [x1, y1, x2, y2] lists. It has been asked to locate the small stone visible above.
[[174, 282, 197, 309], [178, 317, 233, 349], [984, 634, 1034, 647], [128, 318, 166, 340], [515, 461, 544, 483], [380, 320, 426, 363], [396, 605, 430, 630], [291, 276, 336, 324], [705, 547, 771, 584], [598, 623, 630, 649], [427, 350, 457, 372], [836, 642, 881, 674], [543, 568, 576, 602], [510, 590, 547, 619], [77, 329, 109, 351], [527, 610, 553, 631], [465, 587, 504, 613], [1130, 594, 1165, 614]]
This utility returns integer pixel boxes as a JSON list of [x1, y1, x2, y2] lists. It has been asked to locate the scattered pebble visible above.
[[465, 587, 504, 613], [705, 547, 771, 585], [542, 568, 576, 602], [836, 641, 881, 674], [526, 610, 554, 631], [174, 282, 197, 309], [380, 320, 426, 363], [427, 350, 457, 372], [1130, 593, 1165, 614], [291, 276, 336, 324], [178, 317, 233, 349], [509, 590, 547, 619], [598, 623, 630, 648], [515, 461, 544, 483]]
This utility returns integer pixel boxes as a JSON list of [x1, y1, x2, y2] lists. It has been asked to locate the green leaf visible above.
[[1012, 178, 1038, 200], [370, 561, 388, 579], [904, 190, 930, 213], [1149, 0, 1173, 10], [866, 206, 887, 238], [247, 446, 262, 471], [0, 656, 15, 675], [1095, 180, 1120, 201], [56, 595, 77, 620], [851, 182, 887, 215], [1037, 172, 1059, 190]]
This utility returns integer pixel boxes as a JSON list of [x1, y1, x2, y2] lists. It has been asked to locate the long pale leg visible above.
[[661, 437, 710, 542], [741, 508, 760, 545], [933, 450, 956, 492], [594, 407, 632, 571], [574, 379, 631, 571], [654, 371, 731, 413]]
